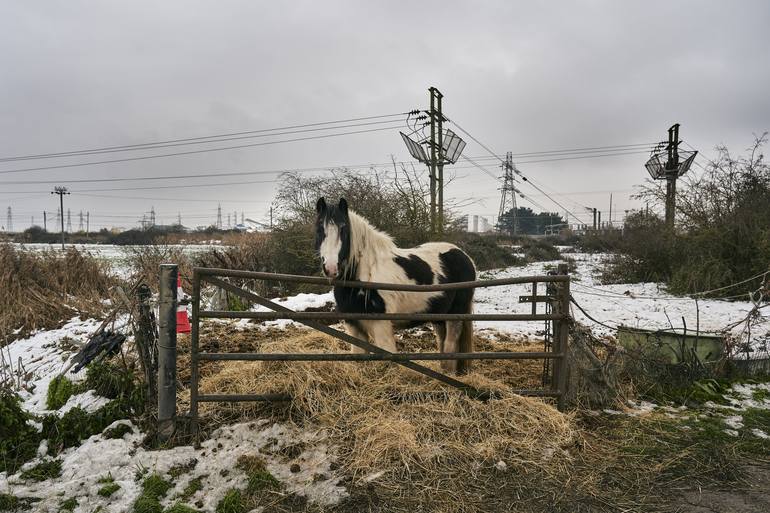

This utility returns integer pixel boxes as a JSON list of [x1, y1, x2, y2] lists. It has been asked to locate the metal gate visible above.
[[180, 267, 571, 429]]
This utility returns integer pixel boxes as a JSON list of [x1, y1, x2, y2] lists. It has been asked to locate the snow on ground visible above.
[[10, 243, 217, 278], [4, 317, 102, 414], [2, 247, 767, 511], [0, 420, 346, 513], [474, 253, 769, 347]]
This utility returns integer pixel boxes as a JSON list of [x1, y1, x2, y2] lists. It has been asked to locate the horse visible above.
[[315, 197, 476, 373]]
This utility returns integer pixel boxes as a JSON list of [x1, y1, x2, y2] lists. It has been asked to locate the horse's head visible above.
[[315, 197, 351, 278]]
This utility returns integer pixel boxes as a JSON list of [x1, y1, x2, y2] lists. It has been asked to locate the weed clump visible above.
[[236, 455, 280, 493], [0, 493, 33, 511], [176, 476, 203, 502], [0, 392, 40, 474], [133, 473, 173, 513], [215, 489, 245, 513], [59, 497, 77, 511], [98, 482, 120, 498], [46, 375, 77, 410], [19, 459, 62, 482]]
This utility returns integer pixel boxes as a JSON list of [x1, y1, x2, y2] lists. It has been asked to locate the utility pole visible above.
[[66, 209, 72, 233], [664, 124, 680, 228], [78, 211, 84, 232], [216, 204, 222, 229], [177, 212, 182, 226], [428, 89, 438, 234], [44, 211, 47, 231], [598, 211, 602, 230], [5, 207, 11, 233], [86, 212, 90, 236], [592, 208, 597, 230], [498, 151, 518, 235], [269, 207, 273, 230], [51, 186, 70, 249], [609, 193, 613, 228]]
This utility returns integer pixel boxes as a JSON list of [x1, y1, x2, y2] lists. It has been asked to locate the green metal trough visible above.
[[617, 325, 725, 364]]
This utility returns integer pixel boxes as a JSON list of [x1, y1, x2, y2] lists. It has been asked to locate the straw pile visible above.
[[194, 328, 578, 481]]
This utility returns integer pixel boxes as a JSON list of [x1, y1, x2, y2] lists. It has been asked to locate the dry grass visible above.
[[184, 325, 577, 486], [172, 322, 762, 512], [0, 243, 117, 344]]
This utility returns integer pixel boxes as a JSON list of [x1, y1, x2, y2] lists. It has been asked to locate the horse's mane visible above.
[[347, 210, 396, 275]]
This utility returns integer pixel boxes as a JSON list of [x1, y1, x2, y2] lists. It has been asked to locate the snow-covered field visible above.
[[2, 248, 768, 511], [474, 253, 769, 348]]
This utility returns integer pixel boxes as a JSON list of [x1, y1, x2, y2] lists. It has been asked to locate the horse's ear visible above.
[[338, 198, 348, 213], [316, 197, 327, 214]]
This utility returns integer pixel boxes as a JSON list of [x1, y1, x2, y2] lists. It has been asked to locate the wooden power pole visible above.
[[51, 186, 70, 249]]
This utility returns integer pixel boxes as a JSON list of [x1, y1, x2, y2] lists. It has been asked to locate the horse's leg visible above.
[[361, 320, 397, 353], [432, 322, 447, 353], [344, 321, 369, 354], [441, 320, 464, 373]]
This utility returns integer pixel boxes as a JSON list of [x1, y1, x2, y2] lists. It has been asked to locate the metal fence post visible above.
[[555, 263, 570, 411], [158, 264, 178, 441]]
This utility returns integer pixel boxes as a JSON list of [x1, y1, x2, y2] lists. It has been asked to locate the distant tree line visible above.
[[496, 207, 566, 235]]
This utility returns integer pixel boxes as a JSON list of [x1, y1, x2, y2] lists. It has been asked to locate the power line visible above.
[[0, 113, 408, 162], [0, 125, 404, 175], [450, 120, 593, 223]]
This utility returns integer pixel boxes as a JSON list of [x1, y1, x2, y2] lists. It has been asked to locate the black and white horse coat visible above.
[[315, 197, 476, 373]]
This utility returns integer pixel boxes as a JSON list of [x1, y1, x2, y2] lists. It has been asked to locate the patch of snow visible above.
[[627, 400, 657, 415], [724, 429, 739, 437], [723, 415, 744, 430], [59, 390, 112, 415], [3, 317, 102, 414], [472, 253, 769, 348], [363, 470, 385, 483], [36, 440, 48, 459], [494, 460, 507, 471], [0, 420, 347, 512], [751, 428, 770, 439]]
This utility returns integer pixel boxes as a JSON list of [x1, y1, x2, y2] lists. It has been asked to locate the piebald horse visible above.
[[315, 197, 476, 373]]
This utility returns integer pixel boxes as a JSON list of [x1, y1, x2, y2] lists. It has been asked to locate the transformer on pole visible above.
[[645, 124, 697, 228], [400, 87, 466, 234]]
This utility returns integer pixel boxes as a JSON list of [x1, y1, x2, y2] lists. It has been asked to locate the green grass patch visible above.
[[83, 362, 136, 400], [46, 376, 76, 410], [235, 455, 280, 494], [176, 476, 204, 502], [98, 483, 121, 498], [751, 388, 770, 402], [133, 473, 173, 513], [0, 493, 26, 511], [215, 489, 245, 513], [0, 393, 40, 475], [19, 459, 62, 482], [59, 497, 77, 511]]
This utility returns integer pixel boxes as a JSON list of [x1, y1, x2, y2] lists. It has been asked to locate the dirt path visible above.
[[675, 465, 770, 513]]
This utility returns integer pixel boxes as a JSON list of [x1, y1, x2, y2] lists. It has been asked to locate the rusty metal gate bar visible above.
[[187, 268, 571, 428]]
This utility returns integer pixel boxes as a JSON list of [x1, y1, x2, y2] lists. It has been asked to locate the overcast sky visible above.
[[1, 0, 768, 231]]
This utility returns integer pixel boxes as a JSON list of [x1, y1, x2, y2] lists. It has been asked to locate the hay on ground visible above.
[[193, 328, 578, 480]]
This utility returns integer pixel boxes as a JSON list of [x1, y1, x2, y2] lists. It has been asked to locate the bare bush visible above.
[[604, 135, 770, 295]]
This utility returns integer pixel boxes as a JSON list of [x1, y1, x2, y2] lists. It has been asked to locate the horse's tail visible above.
[[457, 313, 474, 374]]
